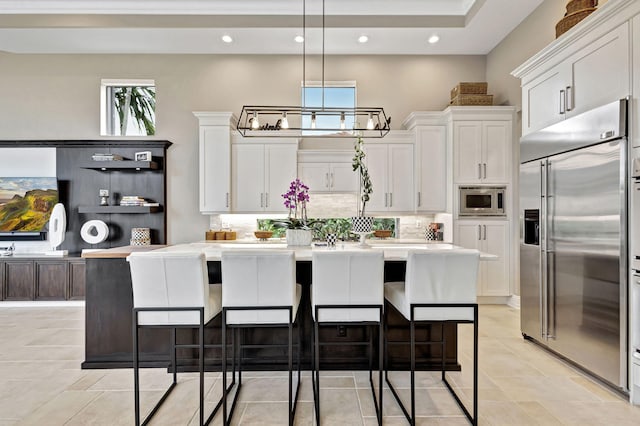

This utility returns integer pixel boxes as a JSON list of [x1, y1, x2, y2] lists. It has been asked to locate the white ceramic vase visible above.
[[286, 229, 313, 246]]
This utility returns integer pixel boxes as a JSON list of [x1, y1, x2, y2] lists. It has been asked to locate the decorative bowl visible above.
[[254, 231, 273, 241], [373, 230, 393, 239]]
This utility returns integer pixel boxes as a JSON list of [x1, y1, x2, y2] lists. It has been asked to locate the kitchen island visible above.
[[82, 240, 488, 371]]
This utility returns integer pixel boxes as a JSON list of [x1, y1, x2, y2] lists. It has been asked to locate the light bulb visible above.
[[281, 112, 289, 129], [366, 113, 374, 130], [311, 112, 316, 129], [340, 112, 346, 130], [428, 35, 440, 44], [294, 35, 304, 43], [251, 112, 260, 129], [358, 35, 369, 44], [221, 35, 233, 43]]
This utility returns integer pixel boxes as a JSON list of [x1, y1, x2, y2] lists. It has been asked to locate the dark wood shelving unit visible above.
[[78, 205, 161, 214], [79, 160, 158, 170]]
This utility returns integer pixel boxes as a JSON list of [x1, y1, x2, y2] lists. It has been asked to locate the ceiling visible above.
[[0, 0, 544, 55]]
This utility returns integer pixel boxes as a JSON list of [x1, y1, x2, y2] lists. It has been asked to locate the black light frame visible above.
[[236, 106, 390, 138]]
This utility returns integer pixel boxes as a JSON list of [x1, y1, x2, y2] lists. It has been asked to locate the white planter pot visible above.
[[286, 229, 313, 246], [351, 216, 374, 233]]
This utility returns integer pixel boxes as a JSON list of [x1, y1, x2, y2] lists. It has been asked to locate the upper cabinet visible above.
[[513, 5, 634, 137], [414, 126, 447, 212], [195, 112, 235, 214], [364, 133, 415, 213], [403, 113, 448, 213], [452, 117, 512, 185], [297, 151, 358, 193], [232, 139, 297, 213]]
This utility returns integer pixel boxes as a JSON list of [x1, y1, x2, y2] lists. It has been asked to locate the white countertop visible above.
[[153, 239, 497, 261]]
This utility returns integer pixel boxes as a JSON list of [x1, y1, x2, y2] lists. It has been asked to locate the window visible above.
[[302, 81, 356, 134], [100, 79, 156, 136]]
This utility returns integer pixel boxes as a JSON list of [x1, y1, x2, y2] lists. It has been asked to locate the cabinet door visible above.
[[266, 144, 297, 212], [298, 163, 330, 192], [200, 125, 231, 213], [364, 144, 389, 212], [388, 144, 414, 212], [634, 15, 640, 148], [481, 222, 510, 296], [69, 260, 86, 300], [35, 261, 68, 300], [454, 222, 482, 293], [521, 64, 567, 136], [568, 22, 629, 119], [482, 121, 510, 183], [415, 126, 446, 212], [329, 163, 358, 192], [232, 144, 265, 212], [455, 222, 482, 251], [453, 122, 483, 183], [4, 260, 34, 300]]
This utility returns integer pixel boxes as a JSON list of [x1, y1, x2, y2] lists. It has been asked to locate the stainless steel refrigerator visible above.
[[519, 99, 628, 391]]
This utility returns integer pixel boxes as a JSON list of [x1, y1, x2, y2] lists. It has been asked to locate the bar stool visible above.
[[128, 251, 233, 426], [220, 250, 302, 426], [384, 249, 480, 426], [311, 250, 385, 425]]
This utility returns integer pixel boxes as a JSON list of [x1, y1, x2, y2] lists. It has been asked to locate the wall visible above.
[[0, 53, 485, 243]]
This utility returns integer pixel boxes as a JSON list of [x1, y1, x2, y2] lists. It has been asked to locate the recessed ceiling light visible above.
[[294, 35, 304, 43], [221, 35, 233, 43], [428, 35, 440, 44], [358, 35, 369, 43]]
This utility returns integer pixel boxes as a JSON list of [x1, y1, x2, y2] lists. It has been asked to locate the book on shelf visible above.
[[119, 196, 157, 207], [92, 153, 123, 161]]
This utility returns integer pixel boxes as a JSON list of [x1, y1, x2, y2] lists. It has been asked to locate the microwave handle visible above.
[[497, 192, 503, 210]]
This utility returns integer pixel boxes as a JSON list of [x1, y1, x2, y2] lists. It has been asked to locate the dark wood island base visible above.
[[82, 252, 461, 372]]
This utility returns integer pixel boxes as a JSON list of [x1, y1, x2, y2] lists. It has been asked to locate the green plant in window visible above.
[[114, 86, 156, 135]]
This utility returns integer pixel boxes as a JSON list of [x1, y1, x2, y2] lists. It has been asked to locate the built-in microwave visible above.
[[459, 186, 506, 216]]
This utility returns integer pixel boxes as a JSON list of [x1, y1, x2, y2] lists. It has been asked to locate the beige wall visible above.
[[0, 52, 485, 243]]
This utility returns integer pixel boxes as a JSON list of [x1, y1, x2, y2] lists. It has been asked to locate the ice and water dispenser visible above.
[[523, 209, 539, 246]]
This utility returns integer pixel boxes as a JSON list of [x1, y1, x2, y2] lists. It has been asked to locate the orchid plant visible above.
[[276, 178, 312, 229]]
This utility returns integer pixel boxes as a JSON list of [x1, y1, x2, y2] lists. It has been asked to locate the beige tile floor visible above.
[[0, 304, 639, 425]]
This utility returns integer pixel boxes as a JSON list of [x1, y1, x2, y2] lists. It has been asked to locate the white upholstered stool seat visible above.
[[383, 248, 480, 426], [311, 250, 385, 425], [220, 250, 302, 426], [128, 251, 230, 426]]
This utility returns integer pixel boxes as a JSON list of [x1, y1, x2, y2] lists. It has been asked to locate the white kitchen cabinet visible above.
[[520, 22, 629, 136], [365, 143, 414, 213], [195, 112, 234, 214], [633, 14, 640, 148], [455, 220, 509, 297], [297, 150, 357, 192], [453, 120, 510, 184], [415, 126, 446, 212], [232, 142, 297, 213]]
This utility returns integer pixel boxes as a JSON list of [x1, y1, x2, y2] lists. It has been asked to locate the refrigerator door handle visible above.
[[546, 250, 556, 339], [541, 160, 548, 339]]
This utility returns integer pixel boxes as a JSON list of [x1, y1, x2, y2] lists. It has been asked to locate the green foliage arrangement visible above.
[[352, 136, 373, 216]]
